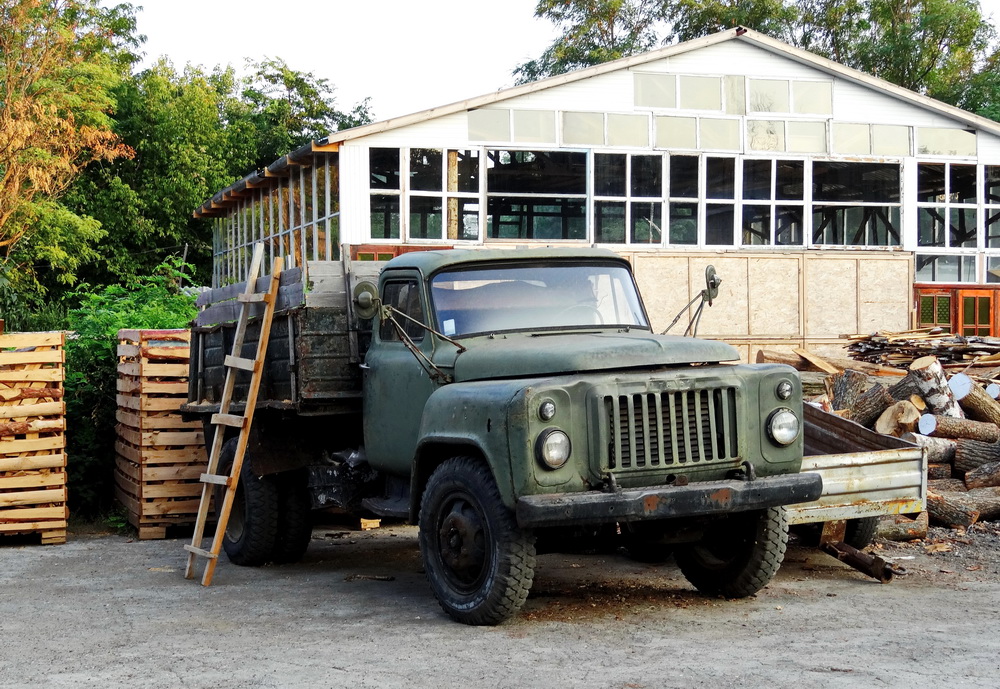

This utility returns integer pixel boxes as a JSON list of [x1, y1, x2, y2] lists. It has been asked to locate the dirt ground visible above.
[[2, 520, 1000, 689]]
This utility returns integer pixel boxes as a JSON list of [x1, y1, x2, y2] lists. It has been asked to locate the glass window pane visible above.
[[918, 295, 934, 324], [872, 125, 910, 155], [776, 160, 804, 200], [562, 111, 604, 145], [918, 164, 947, 203], [486, 197, 586, 240], [706, 158, 735, 199], [468, 109, 510, 141], [963, 297, 976, 326], [706, 204, 734, 245], [979, 296, 990, 325], [743, 159, 772, 201], [951, 164, 977, 204], [379, 281, 424, 342], [917, 127, 976, 156], [679, 76, 721, 110], [410, 148, 442, 191], [749, 79, 789, 112], [631, 155, 662, 197], [747, 120, 785, 151], [409, 196, 443, 239], [813, 162, 900, 203], [448, 198, 480, 240], [793, 81, 832, 114], [513, 110, 556, 143], [813, 206, 900, 246], [700, 118, 740, 150], [449, 149, 479, 194], [775, 206, 804, 245], [656, 116, 697, 148], [987, 208, 1000, 248], [669, 155, 699, 198], [635, 73, 676, 108], [608, 113, 649, 147], [987, 166, 1000, 205], [631, 201, 663, 243], [950, 207, 977, 248], [595, 201, 625, 243], [668, 202, 698, 244], [787, 121, 827, 153], [987, 257, 1000, 282], [487, 150, 587, 194], [832, 123, 871, 155], [370, 148, 400, 189], [742, 205, 770, 245], [595, 154, 627, 197], [370, 194, 400, 239], [918, 208, 946, 247]]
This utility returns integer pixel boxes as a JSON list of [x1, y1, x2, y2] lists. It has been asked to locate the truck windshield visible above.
[[430, 263, 649, 337]]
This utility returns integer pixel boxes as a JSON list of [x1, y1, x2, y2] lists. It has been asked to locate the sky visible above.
[[128, 0, 560, 121], [126, 0, 1000, 124]]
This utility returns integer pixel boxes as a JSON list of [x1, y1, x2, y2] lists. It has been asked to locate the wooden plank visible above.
[[793, 348, 841, 374], [0, 369, 62, 383], [116, 456, 141, 483], [0, 332, 64, 348], [117, 344, 142, 358], [116, 378, 188, 395], [195, 266, 303, 307], [140, 346, 190, 361], [119, 329, 190, 343], [141, 498, 202, 517], [0, 473, 66, 490], [116, 409, 200, 431], [0, 435, 64, 454], [0, 350, 64, 365], [0, 487, 67, 507], [143, 430, 204, 446], [0, 505, 68, 521], [116, 394, 184, 412], [0, 520, 68, 533], [139, 483, 202, 499], [0, 453, 65, 472], [0, 418, 65, 436], [144, 465, 204, 481], [138, 363, 190, 378], [0, 401, 64, 419], [116, 441, 206, 465]]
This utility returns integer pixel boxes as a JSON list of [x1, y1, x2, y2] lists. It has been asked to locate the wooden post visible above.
[[909, 356, 963, 418]]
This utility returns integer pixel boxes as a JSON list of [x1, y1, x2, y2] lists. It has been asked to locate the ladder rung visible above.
[[211, 413, 246, 428], [237, 292, 270, 303], [183, 545, 218, 559], [224, 355, 257, 371], [200, 473, 230, 486]]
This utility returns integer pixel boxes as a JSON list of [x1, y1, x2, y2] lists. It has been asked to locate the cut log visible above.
[[986, 383, 1000, 400], [917, 414, 1000, 443], [964, 487, 1000, 521], [900, 433, 957, 464], [792, 348, 840, 374], [909, 356, 963, 418], [0, 386, 63, 401], [887, 373, 922, 402], [0, 419, 64, 436], [929, 478, 967, 493], [926, 491, 979, 528], [826, 369, 869, 412], [927, 463, 953, 479], [908, 394, 927, 413], [948, 373, 1000, 425], [846, 384, 894, 428], [877, 512, 928, 541], [756, 350, 904, 377], [954, 438, 1000, 474], [874, 401, 921, 437], [965, 461, 1000, 490]]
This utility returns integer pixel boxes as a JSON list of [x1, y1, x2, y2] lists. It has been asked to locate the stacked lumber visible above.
[[114, 329, 208, 539], [0, 332, 68, 544], [845, 328, 1000, 369]]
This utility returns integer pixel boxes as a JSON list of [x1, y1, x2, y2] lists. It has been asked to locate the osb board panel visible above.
[[689, 257, 749, 337], [748, 257, 800, 336], [858, 258, 912, 333], [631, 255, 690, 333], [804, 258, 859, 337]]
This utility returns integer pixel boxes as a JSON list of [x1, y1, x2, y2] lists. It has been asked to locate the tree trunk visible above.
[[874, 400, 921, 437], [847, 383, 895, 428], [901, 432, 957, 463], [953, 438, 1000, 474], [965, 487, 1000, 521], [909, 356, 963, 418], [888, 372, 922, 402], [917, 414, 1000, 443], [965, 461, 1000, 490], [877, 512, 928, 541], [949, 372, 1000, 425], [926, 491, 979, 528], [928, 463, 953, 479], [825, 369, 869, 412]]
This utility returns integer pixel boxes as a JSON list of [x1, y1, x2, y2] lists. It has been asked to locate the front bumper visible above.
[[515, 472, 823, 528]]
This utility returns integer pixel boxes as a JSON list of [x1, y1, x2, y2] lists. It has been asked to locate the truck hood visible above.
[[446, 332, 739, 382]]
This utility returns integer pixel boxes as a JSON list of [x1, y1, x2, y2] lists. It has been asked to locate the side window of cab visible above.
[[379, 279, 425, 342]]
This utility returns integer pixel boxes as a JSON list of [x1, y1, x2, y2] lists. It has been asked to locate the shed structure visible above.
[[194, 27, 1000, 359]]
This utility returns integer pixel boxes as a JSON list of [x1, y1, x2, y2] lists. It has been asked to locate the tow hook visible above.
[[821, 541, 905, 584], [602, 472, 621, 494], [729, 461, 757, 481]]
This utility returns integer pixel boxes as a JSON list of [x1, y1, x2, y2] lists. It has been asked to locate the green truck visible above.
[[183, 247, 822, 624]]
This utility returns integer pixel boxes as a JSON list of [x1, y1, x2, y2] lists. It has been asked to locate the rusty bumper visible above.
[[515, 472, 823, 528]]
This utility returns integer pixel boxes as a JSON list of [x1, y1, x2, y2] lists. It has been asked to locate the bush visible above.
[[65, 258, 197, 517]]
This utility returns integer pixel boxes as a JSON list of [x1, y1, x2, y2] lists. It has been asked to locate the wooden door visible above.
[[957, 289, 994, 336]]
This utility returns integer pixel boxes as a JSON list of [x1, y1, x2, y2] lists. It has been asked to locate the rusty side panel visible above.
[[296, 306, 362, 401]]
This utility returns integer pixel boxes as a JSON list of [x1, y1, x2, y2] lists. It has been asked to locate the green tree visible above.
[[664, 0, 799, 43]]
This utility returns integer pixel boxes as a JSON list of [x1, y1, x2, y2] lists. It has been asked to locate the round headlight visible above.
[[768, 408, 800, 446], [776, 380, 793, 400], [536, 429, 571, 469], [538, 399, 556, 421]]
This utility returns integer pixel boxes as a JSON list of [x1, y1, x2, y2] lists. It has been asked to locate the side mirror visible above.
[[704, 265, 721, 305], [353, 281, 380, 320]]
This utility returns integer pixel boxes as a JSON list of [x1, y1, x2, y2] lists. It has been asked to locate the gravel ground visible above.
[[2, 520, 999, 689]]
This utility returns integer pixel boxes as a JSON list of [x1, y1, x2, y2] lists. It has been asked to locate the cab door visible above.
[[362, 275, 439, 476]]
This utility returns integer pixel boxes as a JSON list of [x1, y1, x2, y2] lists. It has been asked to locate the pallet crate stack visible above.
[[114, 329, 208, 539], [0, 331, 68, 544]]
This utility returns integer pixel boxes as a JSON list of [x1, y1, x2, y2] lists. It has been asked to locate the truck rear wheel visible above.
[[272, 469, 313, 564], [844, 516, 879, 550], [675, 506, 788, 598], [418, 457, 536, 625], [215, 438, 279, 566]]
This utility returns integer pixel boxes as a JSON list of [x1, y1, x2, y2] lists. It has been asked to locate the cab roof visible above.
[[379, 247, 632, 277]]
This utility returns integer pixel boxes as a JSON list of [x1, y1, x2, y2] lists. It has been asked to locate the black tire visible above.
[[272, 469, 313, 564], [418, 457, 536, 625], [844, 517, 879, 550], [675, 507, 788, 598], [215, 438, 279, 567]]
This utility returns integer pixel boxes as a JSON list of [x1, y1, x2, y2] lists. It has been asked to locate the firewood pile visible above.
[[845, 328, 1000, 370], [758, 347, 1000, 536]]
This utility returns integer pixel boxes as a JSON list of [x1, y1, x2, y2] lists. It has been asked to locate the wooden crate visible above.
[[0, 331, 68, 545], [114, 329, 209, 539]]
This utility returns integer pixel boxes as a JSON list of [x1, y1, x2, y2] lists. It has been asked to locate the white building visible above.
[[195, 27, 1000, 358]]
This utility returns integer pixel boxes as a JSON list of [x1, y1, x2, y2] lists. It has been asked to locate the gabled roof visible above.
[[195, 26, 1000, 218]]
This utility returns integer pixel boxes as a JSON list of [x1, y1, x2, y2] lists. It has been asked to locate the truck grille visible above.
[[603, 387, 739, 470]]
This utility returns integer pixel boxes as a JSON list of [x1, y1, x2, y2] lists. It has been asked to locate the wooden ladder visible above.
[[184, 243, 283, 585]]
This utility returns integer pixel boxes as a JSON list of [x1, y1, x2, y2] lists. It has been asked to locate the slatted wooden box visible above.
[[114, 329, 208, 539], [0, 331, 68, 545]]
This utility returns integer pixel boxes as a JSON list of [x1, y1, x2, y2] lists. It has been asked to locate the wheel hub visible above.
[[438, 503, 486, 584]]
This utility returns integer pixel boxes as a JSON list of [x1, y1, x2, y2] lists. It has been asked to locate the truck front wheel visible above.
[[215, 438, 279, 566], [675, 506, 788, 598], [418, 457, 536, 625]]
